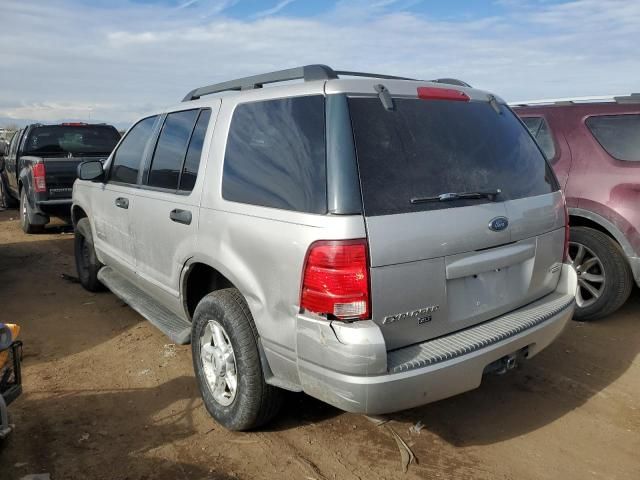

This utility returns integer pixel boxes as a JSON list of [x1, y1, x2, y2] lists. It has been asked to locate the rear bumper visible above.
[[35, 198, 72, 217], [296, 264, 577, 414]]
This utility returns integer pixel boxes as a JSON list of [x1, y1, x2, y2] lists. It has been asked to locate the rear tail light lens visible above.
[[417, 86, 470, 102], [33, 163, 46, 193], [300, 239, 370, 320]]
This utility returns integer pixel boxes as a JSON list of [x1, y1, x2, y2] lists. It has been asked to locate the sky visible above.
[[0, 0, 638, 128]]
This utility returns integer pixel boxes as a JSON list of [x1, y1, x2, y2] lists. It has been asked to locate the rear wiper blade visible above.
[[411, 189, 502, 204]]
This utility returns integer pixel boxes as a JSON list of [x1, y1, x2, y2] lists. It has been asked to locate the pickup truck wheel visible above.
[[20, 190, 44, 234], [74, 218, 104, 292], [192, 288, 283, 431], [569, 226, 632, 321]]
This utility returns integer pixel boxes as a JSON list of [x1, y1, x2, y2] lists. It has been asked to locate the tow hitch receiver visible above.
[[484, 347, 529, 376]]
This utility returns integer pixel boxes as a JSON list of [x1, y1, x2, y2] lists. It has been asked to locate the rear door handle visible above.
[[115, 197, 129, 209], [170, 208, 192, 225]]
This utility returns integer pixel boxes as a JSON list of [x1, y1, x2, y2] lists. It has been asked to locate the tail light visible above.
[[562, 193, 570, 262], [300, 239, 370, 320], [417, 86, 470, 102], [33, 163, 46, 193]]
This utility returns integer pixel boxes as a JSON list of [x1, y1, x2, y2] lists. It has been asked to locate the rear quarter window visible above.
[[521, 116, 556, 161], [222, 95, 326, 214], [586, 114, 640, 161], [348, 98, 556, 216]]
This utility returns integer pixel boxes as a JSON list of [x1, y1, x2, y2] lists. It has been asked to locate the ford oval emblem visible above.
[[489, 216, 509, 232]]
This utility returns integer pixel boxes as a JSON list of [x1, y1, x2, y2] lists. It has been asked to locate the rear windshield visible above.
[[24, 126, 120, 156], [348, 98, 556, 216]]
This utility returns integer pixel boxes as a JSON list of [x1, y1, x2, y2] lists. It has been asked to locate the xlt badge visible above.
[[383, 305, 440, 325]]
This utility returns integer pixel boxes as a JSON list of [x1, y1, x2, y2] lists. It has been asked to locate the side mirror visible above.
[[0, 157, 4, 173], [78, 160, 104, 182]]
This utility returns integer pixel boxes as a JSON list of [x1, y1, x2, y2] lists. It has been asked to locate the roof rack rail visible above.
[[430, 78, 472, 88], [509, 93, 640, 107], [182, 64, 471, 102], [182, 64, 337, 102]]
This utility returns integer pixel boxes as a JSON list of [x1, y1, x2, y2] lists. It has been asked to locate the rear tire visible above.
[[569, 226, 632, 321], [74, 218, 104, 292], [192, 288, 283, 431], [19, 189, 45, 234]]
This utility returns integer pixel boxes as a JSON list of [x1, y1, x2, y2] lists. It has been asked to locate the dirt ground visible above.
[[0, 208, 638, 480]]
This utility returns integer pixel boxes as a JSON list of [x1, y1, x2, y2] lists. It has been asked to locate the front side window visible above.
[[110, 116, 158, 184], [8, 131, 20, 157], [222, 95, 326, 214], [522, 116, 556, 161], [147, 110, 200, 190], [586, 114, 640, 162]]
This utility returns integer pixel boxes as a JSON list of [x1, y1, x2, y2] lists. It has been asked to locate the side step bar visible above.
[[97, 266, 191, 345]]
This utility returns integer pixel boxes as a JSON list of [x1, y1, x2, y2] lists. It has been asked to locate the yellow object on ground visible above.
[[0, 324, 20, 370]]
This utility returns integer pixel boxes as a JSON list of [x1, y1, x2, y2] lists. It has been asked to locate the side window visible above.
[[9, 131, 20, 157], [110, 116, 158, 184], [522, 116, 556, 161], [222, 95, 326, 214], [586, 114, 640, 162], [180, 109, 211, 192], [147, 110, 199, 190]]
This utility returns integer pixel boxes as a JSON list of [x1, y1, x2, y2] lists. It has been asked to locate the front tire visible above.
[[20, 189, 45, 234], [192, 288, 283, 431], [74, 218, 104, 292], [569, 226, 632, 321]]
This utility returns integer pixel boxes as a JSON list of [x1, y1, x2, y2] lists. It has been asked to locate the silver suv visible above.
[[72, 65, 578, 431]]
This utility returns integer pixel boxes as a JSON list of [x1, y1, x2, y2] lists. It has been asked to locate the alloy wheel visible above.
[[569, 241, 606, 308], [200, 320, 238, 406]]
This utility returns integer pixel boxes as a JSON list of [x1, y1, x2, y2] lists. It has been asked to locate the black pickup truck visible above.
[[0, 123, 120, 233]]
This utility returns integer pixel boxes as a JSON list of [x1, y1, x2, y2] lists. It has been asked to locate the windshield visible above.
[[348, 97, 557, 216], [24, 126, 120, 156]]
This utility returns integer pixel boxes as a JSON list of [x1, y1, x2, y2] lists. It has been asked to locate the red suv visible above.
[[513, 94, 640, 320]]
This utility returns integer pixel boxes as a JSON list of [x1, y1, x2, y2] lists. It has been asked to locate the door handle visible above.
[[170, 208, 192, 225], [115, 197, 129, 209]]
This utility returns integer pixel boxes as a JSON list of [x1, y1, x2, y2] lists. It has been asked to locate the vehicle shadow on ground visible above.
[[0, 376, 237, 480], [385, 291, 640, 447]]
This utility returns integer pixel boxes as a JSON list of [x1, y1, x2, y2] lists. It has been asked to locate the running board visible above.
[[97, 266, 191, 345]]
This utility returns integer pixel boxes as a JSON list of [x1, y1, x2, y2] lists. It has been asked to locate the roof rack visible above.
[[431, 78, 472, 88], [509, 93, 640, 107], [182, 64, 470, 102]]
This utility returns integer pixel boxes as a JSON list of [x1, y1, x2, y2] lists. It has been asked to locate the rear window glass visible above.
[[148, 109, 200, 190], [24, 126, 120, 156], [222, 95, 326, 214], [180, 109, 211, 192], [586, 114, 640, 161], [348, 98, 556, 216], [522, 116, 556, 161]]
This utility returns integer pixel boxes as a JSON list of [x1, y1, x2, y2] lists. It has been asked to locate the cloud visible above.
[[0, 0, 638, 126], [253, 0, 297, 19]]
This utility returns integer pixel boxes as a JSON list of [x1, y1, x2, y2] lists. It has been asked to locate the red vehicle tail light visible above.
[[300, 239, 370, 320], [417, 86, 470, 102], [32, 163, 46, 193]]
